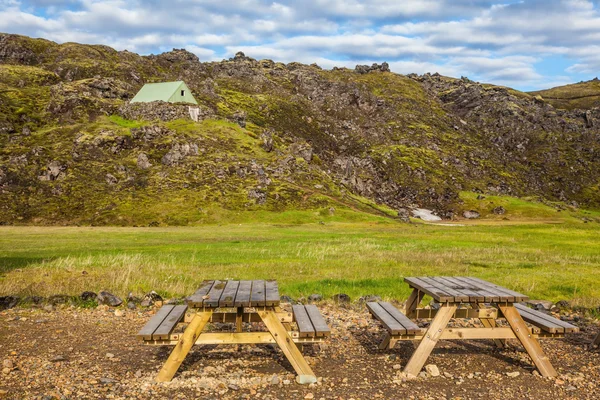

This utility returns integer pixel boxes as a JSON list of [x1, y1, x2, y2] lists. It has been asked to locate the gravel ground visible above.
[[1, 304, 599, 399]]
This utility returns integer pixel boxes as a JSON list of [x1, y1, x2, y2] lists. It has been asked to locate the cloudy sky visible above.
[[1, 0, 600, 90]]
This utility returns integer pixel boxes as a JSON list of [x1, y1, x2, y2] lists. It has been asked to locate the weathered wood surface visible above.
[[292, 305, 315, 338], [499, 305, 557, 377], [152, 305, 188, 340], [304, 305, 331, 337], [514, 303, 579, 333], [185, 280, 280, 308], [367, 301, 424, 335], [404, 276, 528, 303], [138, 305, 178, 340]]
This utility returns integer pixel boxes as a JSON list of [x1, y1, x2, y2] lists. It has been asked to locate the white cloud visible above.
[[2, 0, 600, 90]]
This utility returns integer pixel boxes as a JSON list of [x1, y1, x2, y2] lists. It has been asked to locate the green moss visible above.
[[108, 115, 145, 129]]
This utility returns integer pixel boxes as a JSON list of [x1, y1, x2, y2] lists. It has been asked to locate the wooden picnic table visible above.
[[139, 280, 329, 384], [367, 277, 579, 377]]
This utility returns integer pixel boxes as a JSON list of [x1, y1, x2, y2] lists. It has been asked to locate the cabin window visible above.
[[181, 90, 185, 96]]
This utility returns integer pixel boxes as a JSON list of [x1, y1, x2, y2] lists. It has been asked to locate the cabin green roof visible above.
[[130, 81, 198, 104]]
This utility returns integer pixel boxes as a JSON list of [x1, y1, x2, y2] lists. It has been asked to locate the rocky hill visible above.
[[1, 33, 599, 225], [530, 78, 600, 111]]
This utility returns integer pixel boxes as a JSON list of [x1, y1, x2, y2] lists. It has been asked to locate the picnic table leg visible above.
[[156, 310, 213, 382], [498, 304, 557, 377], [236, 307, 243, 332], [259, 308, 317, 384], [474, 303, 506, 349], [403, 304, 457, 377], [405, 289, 424, 318]]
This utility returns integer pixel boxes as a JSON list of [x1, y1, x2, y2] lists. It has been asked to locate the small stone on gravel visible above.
[[507, 371, 520, 378], [425, 364, 440, 377]]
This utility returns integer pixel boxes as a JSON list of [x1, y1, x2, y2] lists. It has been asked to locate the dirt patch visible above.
[[0, 305, 599, 399]]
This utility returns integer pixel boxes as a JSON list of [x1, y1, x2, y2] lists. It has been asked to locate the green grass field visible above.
[[1, 217, 599, 307]]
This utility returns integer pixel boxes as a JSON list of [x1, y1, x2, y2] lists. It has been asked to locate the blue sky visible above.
[[1, 0, 599, 91]]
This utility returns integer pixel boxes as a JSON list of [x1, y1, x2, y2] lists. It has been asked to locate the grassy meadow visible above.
[[1, 212, 599, 307]]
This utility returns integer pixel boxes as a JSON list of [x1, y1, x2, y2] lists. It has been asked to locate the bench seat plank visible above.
[[138, 305, 175, 340], [514, 303, 579, 333], [152, 305, 188, 340], [292, 305, 316, 337], [366, 302, 407, 335], [304, 305, 331, 337], [378, 302, 424, 335]]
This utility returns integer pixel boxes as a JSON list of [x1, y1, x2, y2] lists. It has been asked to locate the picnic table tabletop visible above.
[[186, 280, 280, 308], [404, 276, 529, 303]]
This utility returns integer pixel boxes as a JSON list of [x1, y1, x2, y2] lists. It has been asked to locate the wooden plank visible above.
[[452, 277, 500, 302], [250, 280, 266, 307], [138, 305, 175, 340], [292, 305, 316, 338], [153, 305, 188, 340], [155, 310, 213, 382], [458, 277, 515, 302], [203, 280, 227, 308], [265, 280, 280, 306], [378, 302, 423, 335], [442, 277, 488, 302], [366, 302, 406, 335], [423, 277, 470, 302], [436, 277, 483, 302], [403, 304, 457, 376], [467, 277, 528, 302], [304, 305, 331, 337], [404, 277, 454, 302], [414, 307, 498, 319], [498, 305, 557, 377], [185, 280, 215, 307], [514, 303, 578, 333], [405, 288, 424, 318], [259, 309, 317, 384], [219, 281, 240, 307], [234, 280, 252, 307], [474, 303, 506, 348]]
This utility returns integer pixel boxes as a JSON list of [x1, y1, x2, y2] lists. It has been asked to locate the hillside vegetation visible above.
[[530, 78, 600, 110], [1, 33, 600, 225]]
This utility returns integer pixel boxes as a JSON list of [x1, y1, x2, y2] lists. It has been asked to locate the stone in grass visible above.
[[425, 364, 440, 377], [0, 296, 19, 310], [280, 295, 295, 304], [97, 291, 123, 307], [48, 294, 71, 305], [359, 295, 382, 304], [332, 293, 351, 304], [140, 291, 162, 307], [80, 291, 97, 301], [463, 210, 481, 219], [127, 301, 136, 310], [308, 294, 322, 303]]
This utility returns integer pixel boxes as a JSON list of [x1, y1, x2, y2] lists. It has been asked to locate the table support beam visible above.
[[405, 289, 424, 318], [473, 303, 506, 348], [259, 308, 317, 384], [156, 310, 213, 382], [403, 304, 457, 376], [498, 305, 557, 377]]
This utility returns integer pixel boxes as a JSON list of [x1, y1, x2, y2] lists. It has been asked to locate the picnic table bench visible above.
[[137, 280, 329, 384], [367, 276, 579, 377]]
